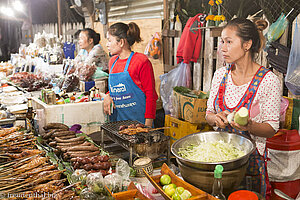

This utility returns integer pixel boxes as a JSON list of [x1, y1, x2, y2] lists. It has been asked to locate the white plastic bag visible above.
[[159, 62, 191, 114], [285, 19, 300, 95]]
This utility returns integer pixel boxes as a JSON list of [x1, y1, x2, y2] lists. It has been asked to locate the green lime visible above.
[[160, 174, 171, 185], [168, 183, 177, 189], [176, 186, 185, 195], [172, 193, 182, 200], [163, 185, 168, 191], [165, 187, 176, 197], [180, 189, 192, 200]]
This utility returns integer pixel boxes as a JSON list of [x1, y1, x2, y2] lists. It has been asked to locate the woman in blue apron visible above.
[[206, 18, 281, 199], [103, 22, 158, 127]]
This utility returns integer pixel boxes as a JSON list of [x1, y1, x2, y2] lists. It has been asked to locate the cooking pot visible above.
[[171, 131, 255, 171]]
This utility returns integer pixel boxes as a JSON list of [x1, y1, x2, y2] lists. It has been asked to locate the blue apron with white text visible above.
[[109, 52, 146, 123]]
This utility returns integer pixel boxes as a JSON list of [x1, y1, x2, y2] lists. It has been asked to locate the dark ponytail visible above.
[[81, 28, 100, 45], [224, 18, 268, 60], [108, 22, 141, 46]]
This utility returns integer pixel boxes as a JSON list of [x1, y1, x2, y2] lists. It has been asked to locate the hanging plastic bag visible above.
[[144, 32, 161, 59], [266, 13, 288, 48], [285, 19, 300, 95], [160, 62, 191, 114]]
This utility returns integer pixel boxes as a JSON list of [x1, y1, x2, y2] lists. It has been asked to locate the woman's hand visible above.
[[214, 110, 231, 129], [229, 119, 253, 132], [206, 111, 230, 128], [103, 94, 114, 115]]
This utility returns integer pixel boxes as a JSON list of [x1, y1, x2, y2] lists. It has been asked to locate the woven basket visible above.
[[133, 157, 153, 177]]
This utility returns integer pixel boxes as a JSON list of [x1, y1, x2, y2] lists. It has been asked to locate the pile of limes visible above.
[[160, 174, 192, 200]]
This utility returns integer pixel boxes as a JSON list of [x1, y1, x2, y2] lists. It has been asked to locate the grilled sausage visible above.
[[54, 136, 85, 143], [43, 123, 69, 131]]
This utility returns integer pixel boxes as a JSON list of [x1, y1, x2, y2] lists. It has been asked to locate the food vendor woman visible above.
[[205, 18, 281, 198], [103, 22, 158, 127], [75, 28, 108, 72]]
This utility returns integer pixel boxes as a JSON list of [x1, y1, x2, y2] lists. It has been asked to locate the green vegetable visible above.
[[178, 141, 245, 162]]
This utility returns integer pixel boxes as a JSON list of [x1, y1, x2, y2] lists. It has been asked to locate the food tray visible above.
[[143, 163, 218, 200], [0, 115, 16, 126], [111, 182, 149, 200]]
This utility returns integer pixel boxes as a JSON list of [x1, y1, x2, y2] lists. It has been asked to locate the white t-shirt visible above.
[[206, 66, 281, 155]]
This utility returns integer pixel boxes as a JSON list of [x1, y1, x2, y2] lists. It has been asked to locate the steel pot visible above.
[[171, 131, 255, 171]]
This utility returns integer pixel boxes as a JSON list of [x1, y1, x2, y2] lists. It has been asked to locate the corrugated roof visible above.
[[107, 0, 175, 21]]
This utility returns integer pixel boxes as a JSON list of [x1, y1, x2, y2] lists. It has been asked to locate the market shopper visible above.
[[75, 28, 108, 72], [205, 18, 281, 198], [103, 22, 158, 127]]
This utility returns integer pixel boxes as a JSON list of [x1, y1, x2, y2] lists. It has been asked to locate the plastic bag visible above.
[[285, 19, 300, 95], [86, 172, 105, 194], [116, 158, 130, 181], [76, 64, 96, 81], [61, 74, 79, 92], [104, 173, 123, 193], [266, 13, 288, 47], [144, 32, 161, 59], [160, 62, 192, 114]]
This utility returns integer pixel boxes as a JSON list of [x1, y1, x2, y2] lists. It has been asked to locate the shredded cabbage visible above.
[[178, 140, 245, 162]]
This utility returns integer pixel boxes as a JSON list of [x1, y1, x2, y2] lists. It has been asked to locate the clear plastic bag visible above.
[[159, 62, 192, 114], [144, 32, 161, 59], [116, 158, 130, 181], [104, 173, 123, 193], [285, 19, 300, 95], [76, 64, 97, 81], [86, 172, 105, 195]]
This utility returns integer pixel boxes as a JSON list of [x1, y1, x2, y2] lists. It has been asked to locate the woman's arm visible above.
[[230, 120, 276, 138], [145, 118, 154, 127], [139, 58, 158, 120]]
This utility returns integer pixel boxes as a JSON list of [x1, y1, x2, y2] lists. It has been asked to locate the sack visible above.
[[144, 32, 161, 59], [285, 19, 300, 95], [267, 42, 290, 74], [159, 62, 191, 114]]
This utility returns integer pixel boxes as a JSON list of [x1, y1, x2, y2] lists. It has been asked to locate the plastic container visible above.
[[266, 129, 300, 200], [228, 190, 258, 200], [32, 97, 105, 135]]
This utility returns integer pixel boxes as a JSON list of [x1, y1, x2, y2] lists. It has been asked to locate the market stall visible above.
[[1, 0, 300, 199]]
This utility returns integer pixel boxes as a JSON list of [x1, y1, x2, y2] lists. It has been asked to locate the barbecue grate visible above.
[[101, 120, 169, 149]]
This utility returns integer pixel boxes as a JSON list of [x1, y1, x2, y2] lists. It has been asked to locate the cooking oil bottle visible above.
[[212, 165, 226, 200]]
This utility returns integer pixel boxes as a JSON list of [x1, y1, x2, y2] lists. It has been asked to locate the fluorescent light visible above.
[[1, 7, 15, 17], [12, 1, 24, 12]]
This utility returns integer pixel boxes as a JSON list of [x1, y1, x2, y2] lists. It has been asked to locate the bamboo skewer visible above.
[[0, 170, 64, 193]]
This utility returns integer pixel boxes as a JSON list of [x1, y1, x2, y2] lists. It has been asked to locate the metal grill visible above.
[[100, 120, 170, 166], [101, 120, 169, 149]]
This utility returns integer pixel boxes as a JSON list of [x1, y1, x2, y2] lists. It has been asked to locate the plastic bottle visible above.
[[52, 83, 60, 94], [212, 165, 226, 200]]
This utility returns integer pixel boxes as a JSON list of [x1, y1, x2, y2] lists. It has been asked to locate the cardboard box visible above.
[[164, 115, 213, 145], [173, 90, 208, 124]]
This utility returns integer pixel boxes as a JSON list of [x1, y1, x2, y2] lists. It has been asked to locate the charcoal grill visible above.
[[100, 120, 170, 166]]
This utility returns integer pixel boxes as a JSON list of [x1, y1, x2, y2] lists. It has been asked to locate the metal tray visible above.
[[0, 115, 16, 126]]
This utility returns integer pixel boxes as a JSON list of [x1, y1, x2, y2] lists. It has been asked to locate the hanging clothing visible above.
[[108, 52, 157, 123], [176, 13, 204, 64], [213, 65, 275, 198], [63, 42, 76, 59]]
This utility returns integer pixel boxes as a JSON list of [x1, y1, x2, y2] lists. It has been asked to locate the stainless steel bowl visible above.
[[171, 131, 255, 171]]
